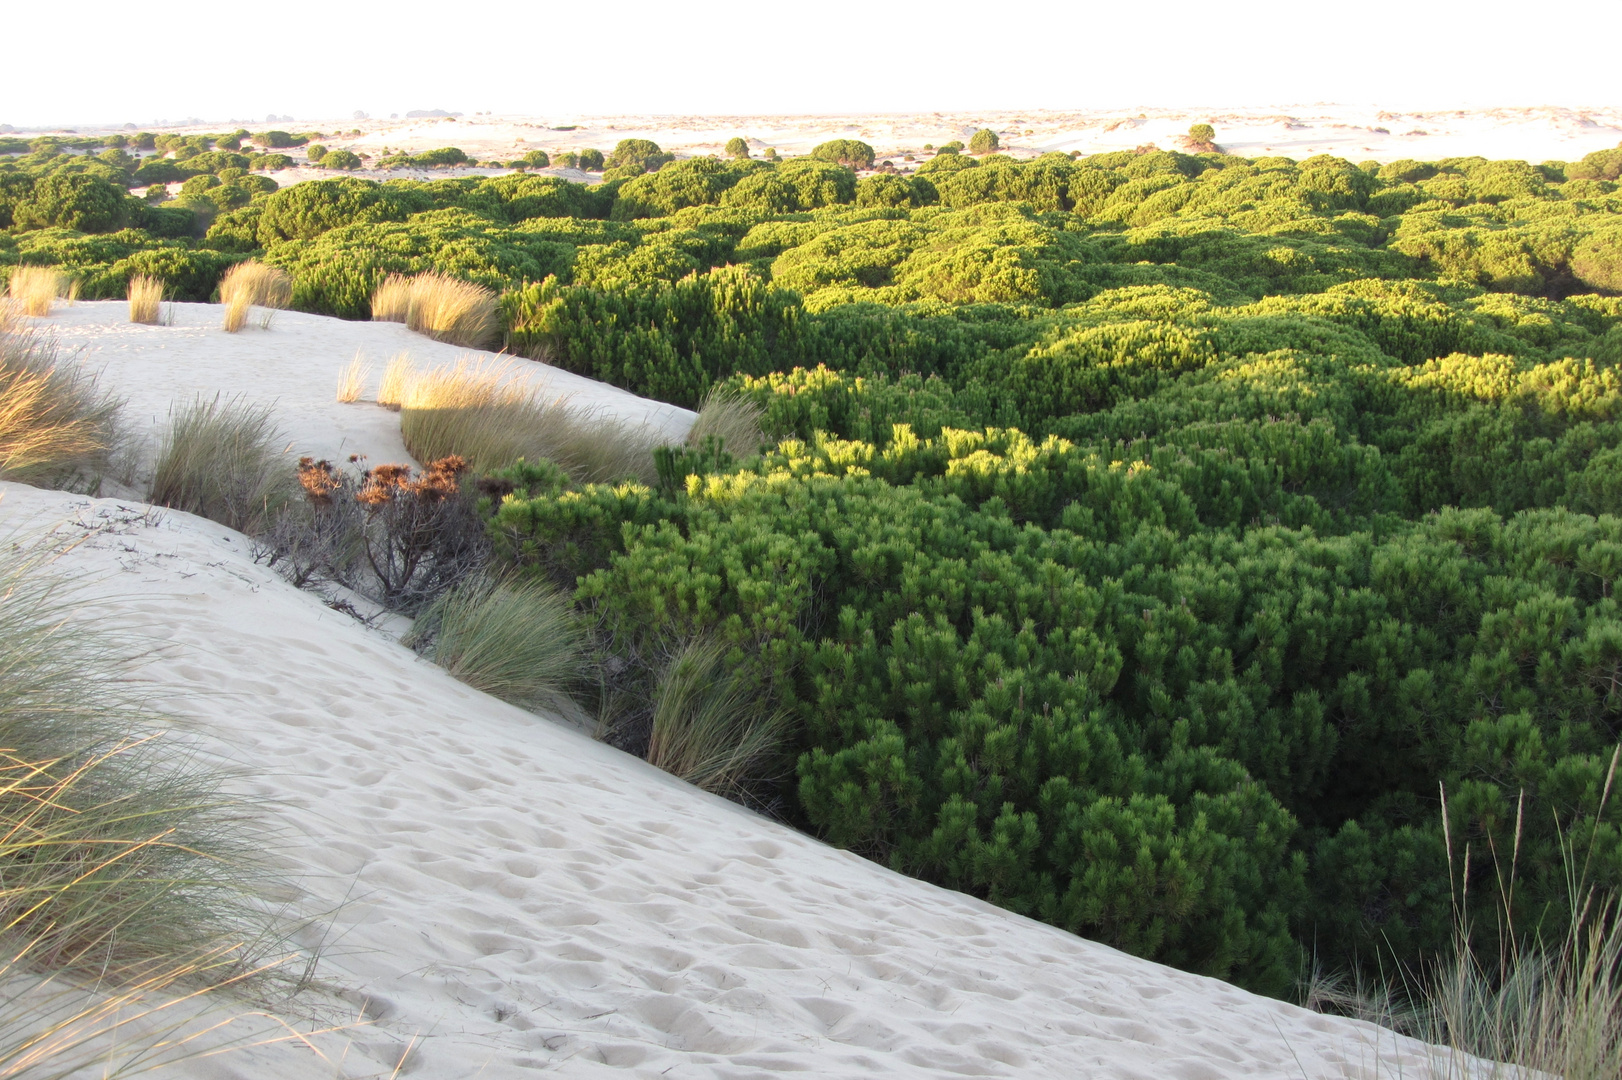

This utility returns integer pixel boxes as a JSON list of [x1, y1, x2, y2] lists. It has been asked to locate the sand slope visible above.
[[36, 301, 695, 472], [0, 481, 1485, 1080]]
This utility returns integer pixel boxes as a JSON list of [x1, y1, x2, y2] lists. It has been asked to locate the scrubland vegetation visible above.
[[10, 128, 1622, 1041]]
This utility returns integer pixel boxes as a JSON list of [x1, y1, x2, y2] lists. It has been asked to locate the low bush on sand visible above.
[[148, 396, 292, 534], [370, 272, 498, 350], [0, 321, 120, 489], [263, 454, 486, 614], [218, 260, 291, 333], [127, 273, 166, 325], [393, 357, 665, 483], [0, 540, 304, 1075], [405, 576, 583, 708], [6, 267, 78, 317]]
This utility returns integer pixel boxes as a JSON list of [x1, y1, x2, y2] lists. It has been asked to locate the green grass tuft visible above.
[[148, 396, 293, 535], [406, 575, 584, 709]]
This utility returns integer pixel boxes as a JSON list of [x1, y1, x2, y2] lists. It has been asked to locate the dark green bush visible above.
[[13, 174, 128, 232], [253, 130, 299, 149], [306, 144, 328, 163], [811, 139, 876, 170], [132, 159, 187, 186], [414, 146, 469, 167], [321, 149, 361, 170], [578, 148, 605, 171], [521, 149, 551, 168], [855, 174, 938, 209], [968, 128, 1000, 155], [604, 140, 667, 175], [725, 137, 751, 160]]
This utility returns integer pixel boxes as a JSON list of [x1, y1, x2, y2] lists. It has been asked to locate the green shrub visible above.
[[521, 149, 550, 168], [1573, 231, 1622, 293], [725, 137, 751, 160], [604, 139, 668, 175], [968, 128, 1000, 155], [414, 146, 469, 167], [321, 149, 361, 170], [610, 157, 752, 219], [252, 130, 298, 148], [132, 159, 187, 186], [13, 175, 127, 232], [855, 174, 938, 209], [811, 139, 875, 170], [306, 144, 328, 163]]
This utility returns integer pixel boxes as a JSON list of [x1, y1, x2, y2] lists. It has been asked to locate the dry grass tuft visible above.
[[149, 396, 294, 535], [335, 353, 371, 404], [646, 639, 790, 797], [370, 272, 498, 349], [128, 274, 165, 325], [0, 321, 120, 489], [376, 353, 414, 411], [7, 267, 77, 318], [394, 358, 665, 483], [686, 386, 765, 457], [219, 261, 292, 333], [370, 274, 413, 324]]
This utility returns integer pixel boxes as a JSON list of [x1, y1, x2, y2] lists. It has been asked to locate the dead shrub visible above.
[[262, 455, 487, 614]]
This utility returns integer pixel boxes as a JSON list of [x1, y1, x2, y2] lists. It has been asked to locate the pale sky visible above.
[[5, 0, 1619, 128]]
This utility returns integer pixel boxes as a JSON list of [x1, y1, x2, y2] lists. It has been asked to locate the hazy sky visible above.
[[7, 0, 1620, 127]]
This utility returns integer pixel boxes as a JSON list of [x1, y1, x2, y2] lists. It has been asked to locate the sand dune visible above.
[[227, 104, 1622, 190], [1, 480, 1486, 1079], [2, 302, 1498, 1077], [38, 301, 694, 474]]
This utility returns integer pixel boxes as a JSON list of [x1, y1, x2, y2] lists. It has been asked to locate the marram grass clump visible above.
[[646, 639, 790, 797], [219, 260, 291, 333], [393, 357, 666, 483], [406, 576, 584, 709], [148, 395, 293, 534], [0, 320, 120, 489], [128, 274, 166, 325], [371, 272, 498, 349], [0, 540, 308, 1076], [7, 267, 78, 318]]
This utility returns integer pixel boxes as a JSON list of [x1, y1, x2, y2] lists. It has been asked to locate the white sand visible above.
[[34, 301, 695, 472], [0, 481, 1487, 1079]]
